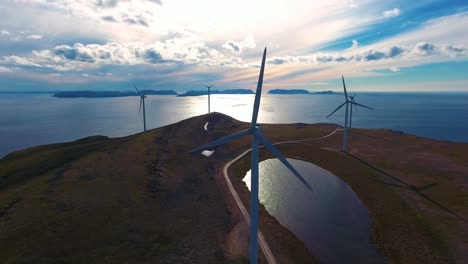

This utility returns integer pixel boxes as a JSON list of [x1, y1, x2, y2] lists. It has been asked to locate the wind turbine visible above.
[[190, 47, 312, 264], [134, 85, 147, 132], [204, 83, 215, 114], [327, 76, 373, 151]]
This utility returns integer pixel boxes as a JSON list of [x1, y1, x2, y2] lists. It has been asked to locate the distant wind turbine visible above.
[[190, 47, 312, 264], [204, 83, 215, 114], [134, 84, 147, 132], [327, 76, 373, 151]]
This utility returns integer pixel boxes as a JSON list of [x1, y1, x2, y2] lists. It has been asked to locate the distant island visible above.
[[177, 89, 254, 97], [268, 89, 336, 95], [53, 90, 177, 98]]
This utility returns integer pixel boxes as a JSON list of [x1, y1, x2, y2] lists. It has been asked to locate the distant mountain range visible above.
[[268, 89, 336, 95], [32, 89, 336, 98], [176, 89, 254, 97], [53, 90, 177, 98]]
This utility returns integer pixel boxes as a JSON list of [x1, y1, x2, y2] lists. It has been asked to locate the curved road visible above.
[[221, 128, 343, 264]]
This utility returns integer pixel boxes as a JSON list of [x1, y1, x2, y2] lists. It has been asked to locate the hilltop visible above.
[[1, 113, 467, 263]]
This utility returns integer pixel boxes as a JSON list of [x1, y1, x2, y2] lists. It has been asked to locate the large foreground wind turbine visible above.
[[204, 83, 215, 114], [327, 76, 373, 151], [190, 47, 311, 264], [134, 85, 147, 132]]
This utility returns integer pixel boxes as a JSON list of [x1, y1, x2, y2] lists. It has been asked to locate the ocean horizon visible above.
[[1, 92, 467, 158]]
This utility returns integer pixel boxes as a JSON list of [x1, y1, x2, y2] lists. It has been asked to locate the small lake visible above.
[[243, 158, 385, 264]]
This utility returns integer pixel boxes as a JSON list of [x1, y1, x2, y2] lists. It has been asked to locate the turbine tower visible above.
[[134, 85, 147, 132], [327, 76, 373, 151], [348, 95, 357, 132], [204, 83, 215, 114], [190, 47, 312, 264]]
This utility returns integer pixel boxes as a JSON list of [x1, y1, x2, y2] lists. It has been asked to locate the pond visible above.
[[243, 158, 385, 264]]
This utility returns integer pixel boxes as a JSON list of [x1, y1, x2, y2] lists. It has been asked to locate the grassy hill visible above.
[[1, 112, 467, 263]]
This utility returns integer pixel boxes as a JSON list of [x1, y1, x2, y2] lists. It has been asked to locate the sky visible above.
[[0, 0, 467, 92]]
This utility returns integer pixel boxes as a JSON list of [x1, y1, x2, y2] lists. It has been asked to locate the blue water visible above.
[[243, 159, 385, 264], [1, 93, 467, 157]]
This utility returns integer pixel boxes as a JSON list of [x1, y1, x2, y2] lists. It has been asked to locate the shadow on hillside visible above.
[[346, 152, 467, 222]]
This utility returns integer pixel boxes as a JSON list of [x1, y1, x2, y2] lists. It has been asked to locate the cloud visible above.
[[346, 39, 359, 50], [54, 44, 97, 62], [383, 8, 400, 18], [3, 55, 42, 67], [266, 41, 466, 67], [441, 45, 466, 56], [0, 66, 12, 73], [82, 73, 89, 77], [362, 46, 404, 61], [95, 0, 120, 8], [144, 48, 163, 63], [1, 30, 10, 35], [148, 0, 162, 4], [26, 34, 42, 40], [123, 17, 149, 27], [267, 56, 297, 65], [412, 42, 435, 56], [0, 38, 243, 72], [310, 45, 405, 63], [222, 36, 256, 53], [101, 15, 118, 22], [95, 0, 162, 8], [390, 67, 400, 72], [223, 41, 240, 53]]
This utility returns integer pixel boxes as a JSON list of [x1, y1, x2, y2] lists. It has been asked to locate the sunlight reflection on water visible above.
[[1, 92, 468, 157], [243, 158, 385, 264]]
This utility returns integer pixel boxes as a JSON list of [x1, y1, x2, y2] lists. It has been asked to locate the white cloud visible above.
[[1, 30, 10, 35], [0, 37, 250, 72], [412, 42, 435, 56], [0, 66, 12, 73], [82, 73, 89, 77], [346, 39, 359, 50], [441, 44, 466, 57], [1, 1, 467, 90], [3, 55, 41, 67], [222, 36, 256, 53], [383, 8, 400, 18], [390, 67, 400, 72], [26, 34, 42, 40]]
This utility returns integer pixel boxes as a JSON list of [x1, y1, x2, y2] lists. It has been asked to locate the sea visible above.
[[1, 92, 467, 158]]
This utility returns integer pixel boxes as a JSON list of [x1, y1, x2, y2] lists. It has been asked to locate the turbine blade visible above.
[[352, 98, 358, 111], [204, 83, 215, 89], [351, 101, 374, 110], [139, 97, 142, 114], [342, 75, 348, 99], [251, 47, 267, 127], [189, 129, 251, 153], [133, 84, 142, 96], [255, 132, 312, 191], [327, 101, 346, 118]]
